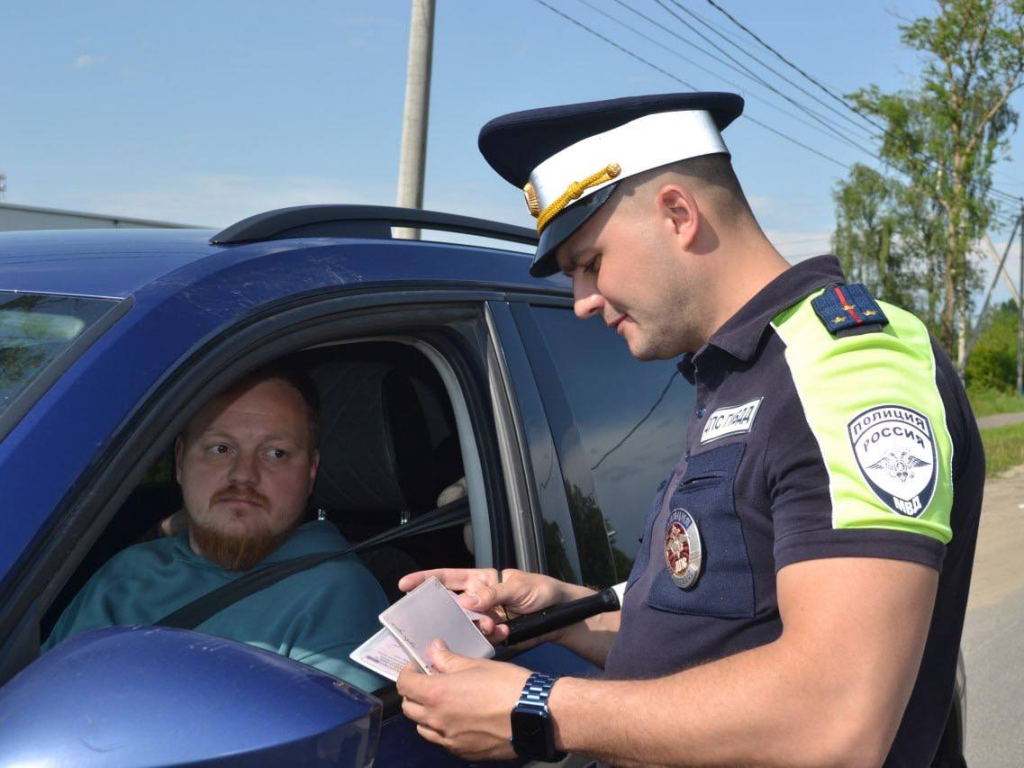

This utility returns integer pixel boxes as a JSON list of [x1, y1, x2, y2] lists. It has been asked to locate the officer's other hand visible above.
[[397, 567, 593, 644], [397, 639, 531, 761]]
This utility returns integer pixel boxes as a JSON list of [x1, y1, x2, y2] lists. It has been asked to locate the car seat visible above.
[[306, 357, 467, 601]]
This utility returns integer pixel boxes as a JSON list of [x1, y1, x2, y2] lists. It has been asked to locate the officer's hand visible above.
[[397, 640, 532, 761], [398, 567, 593, 644]]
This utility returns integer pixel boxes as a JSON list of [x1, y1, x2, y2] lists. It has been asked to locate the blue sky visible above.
[[3, 0, 1022, 271]]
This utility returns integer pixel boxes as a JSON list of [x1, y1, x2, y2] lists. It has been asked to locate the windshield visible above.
[[0, 292, 119, 418]]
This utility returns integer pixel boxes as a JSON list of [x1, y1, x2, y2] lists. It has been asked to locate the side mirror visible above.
[[0, 626, 380, 766]]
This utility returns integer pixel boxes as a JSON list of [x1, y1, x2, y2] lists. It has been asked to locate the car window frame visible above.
[[0, 291, 524, 677]]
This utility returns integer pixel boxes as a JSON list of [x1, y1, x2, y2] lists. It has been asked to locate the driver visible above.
[[43, 363, 389, 691]]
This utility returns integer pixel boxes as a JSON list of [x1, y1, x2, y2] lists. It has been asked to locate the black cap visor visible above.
[[530, 183, 618, 278]]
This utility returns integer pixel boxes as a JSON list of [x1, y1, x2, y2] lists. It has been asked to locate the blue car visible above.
[[0, 206, 706, 766]]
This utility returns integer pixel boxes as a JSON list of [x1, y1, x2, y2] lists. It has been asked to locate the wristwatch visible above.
[[510, 671, 567, 763]]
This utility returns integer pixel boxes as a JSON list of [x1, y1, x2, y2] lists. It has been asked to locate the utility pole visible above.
[[1018, 199, 1023, 396], [395, 0, 435, 240]]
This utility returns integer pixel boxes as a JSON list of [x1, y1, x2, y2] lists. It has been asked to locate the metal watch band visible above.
[[516, 671, 559, 716], [511, 672, 566, 762]]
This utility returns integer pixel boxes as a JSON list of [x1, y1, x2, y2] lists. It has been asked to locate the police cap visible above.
[[478, 92, 744, 277]]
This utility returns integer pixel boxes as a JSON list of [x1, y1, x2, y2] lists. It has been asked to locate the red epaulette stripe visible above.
[[834, 286, 862, 324]]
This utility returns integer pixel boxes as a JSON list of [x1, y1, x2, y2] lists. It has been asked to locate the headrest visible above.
[[308, 360, 436, 514]]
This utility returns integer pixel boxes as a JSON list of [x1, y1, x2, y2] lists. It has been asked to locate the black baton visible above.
[[503, 584, 624, 646]]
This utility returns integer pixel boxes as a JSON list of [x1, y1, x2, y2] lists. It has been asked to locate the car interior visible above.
[[40, 339, 478, 651]]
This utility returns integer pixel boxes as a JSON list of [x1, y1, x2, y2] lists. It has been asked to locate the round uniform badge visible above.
[[664, 508, 703, 589]]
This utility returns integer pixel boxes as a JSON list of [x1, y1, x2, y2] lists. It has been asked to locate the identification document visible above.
[[350, 577, 494, 681], [349, 628, 412, 682]]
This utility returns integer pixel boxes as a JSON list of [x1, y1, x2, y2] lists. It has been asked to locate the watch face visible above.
[[511, 708, 551, 756]]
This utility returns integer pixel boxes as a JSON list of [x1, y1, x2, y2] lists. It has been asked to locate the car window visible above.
[[0, 292, 118, 418], [526, 306, 694, 584]]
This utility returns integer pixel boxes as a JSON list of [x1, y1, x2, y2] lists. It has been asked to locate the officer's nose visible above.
[[227, 450, 260, 486], [573, 277, 605, 320]]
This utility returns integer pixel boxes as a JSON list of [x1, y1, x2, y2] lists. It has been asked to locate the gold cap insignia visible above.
[[523, 182, 541, 218], [535, 162, 623, 234]]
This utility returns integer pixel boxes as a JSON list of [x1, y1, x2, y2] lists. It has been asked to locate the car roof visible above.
[[0, 229, 226, 299], [0, 220, 564, 300]]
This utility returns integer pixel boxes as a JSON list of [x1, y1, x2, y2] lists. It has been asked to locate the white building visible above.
[[0, 202, 199, 232]]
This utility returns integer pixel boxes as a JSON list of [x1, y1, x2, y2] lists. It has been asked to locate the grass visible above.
[[967, 389, 1024, 418], [980, 422, 1024, 477]]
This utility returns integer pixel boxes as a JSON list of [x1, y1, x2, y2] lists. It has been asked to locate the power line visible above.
[[533, 0, 1016, 208], [703, 0, 886, 134], [645, 0, 879, 158], [992, 187, 1023, 203], [696, 0, 1022, 211], [668, 0, 880, 140], [532, 0, 851, 169], [533, 0, 697, 89], [994, 174, 1024, 187], [575, 0, 878, 152], [608, 0, 879, 159]]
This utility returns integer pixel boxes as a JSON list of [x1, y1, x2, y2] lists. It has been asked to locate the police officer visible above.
[[396, 93, 983, 767]]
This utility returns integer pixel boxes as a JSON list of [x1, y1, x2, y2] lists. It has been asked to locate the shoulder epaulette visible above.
[[811, 283, 889, 334]]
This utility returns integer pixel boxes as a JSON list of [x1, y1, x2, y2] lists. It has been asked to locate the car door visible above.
[[489, 298, 695, 591], [0, 284, 606, 766]]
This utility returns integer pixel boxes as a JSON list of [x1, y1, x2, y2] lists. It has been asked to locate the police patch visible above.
[[847, 405, 937, 517], [664, 507, 702, 589]]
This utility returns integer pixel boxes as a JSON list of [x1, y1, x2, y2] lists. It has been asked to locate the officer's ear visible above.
[[655, 184, 701, 251]]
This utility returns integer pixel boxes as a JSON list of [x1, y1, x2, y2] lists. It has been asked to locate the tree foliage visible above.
[[964, 300, 1021, 390], [833, 0, 1024, 364], [833, 165, 930, 314]]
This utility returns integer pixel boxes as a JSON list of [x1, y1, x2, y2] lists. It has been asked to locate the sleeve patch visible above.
[[811, 283, 889, 334], [771, 292, 954, 545], [847, 405, 937, 518]]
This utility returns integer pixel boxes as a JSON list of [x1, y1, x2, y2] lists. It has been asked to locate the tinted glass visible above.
[[0, 292, 117, 417], [529, 307, 694, 583]]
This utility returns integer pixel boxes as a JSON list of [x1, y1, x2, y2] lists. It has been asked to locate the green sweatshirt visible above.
[[44, 520, 389, 692]]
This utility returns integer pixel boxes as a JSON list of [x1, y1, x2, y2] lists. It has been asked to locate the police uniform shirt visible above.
[[603, 256, 984, 766]]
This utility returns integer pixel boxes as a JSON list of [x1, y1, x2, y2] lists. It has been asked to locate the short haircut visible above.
[[186, 362, 321, 449], [614, 152, 753, 221]]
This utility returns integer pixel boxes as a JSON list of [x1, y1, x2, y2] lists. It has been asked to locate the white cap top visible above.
[[528, 110, 729, 220]]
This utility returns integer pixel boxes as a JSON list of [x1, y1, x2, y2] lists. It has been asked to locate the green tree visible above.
[[833, 164, 917, 310], [832, 165, 948, 327], [965, 300, 1021, 390], [843, 0, 1024, 363]]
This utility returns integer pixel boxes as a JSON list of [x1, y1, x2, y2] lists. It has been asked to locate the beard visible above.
[[187, 487, 297, 571]]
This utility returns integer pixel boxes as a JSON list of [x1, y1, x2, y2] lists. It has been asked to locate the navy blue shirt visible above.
[[604, 256, 983, 766]]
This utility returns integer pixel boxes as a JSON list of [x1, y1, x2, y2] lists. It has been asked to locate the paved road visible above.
[[963, 582, 1024, 766], [976, 411, 1024, 429], [962, 465, 1024, 766]]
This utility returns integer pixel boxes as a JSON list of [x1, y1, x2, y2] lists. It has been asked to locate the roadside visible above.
[[962, 463, 1024, 767], [975, 411, 1024, 429]]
